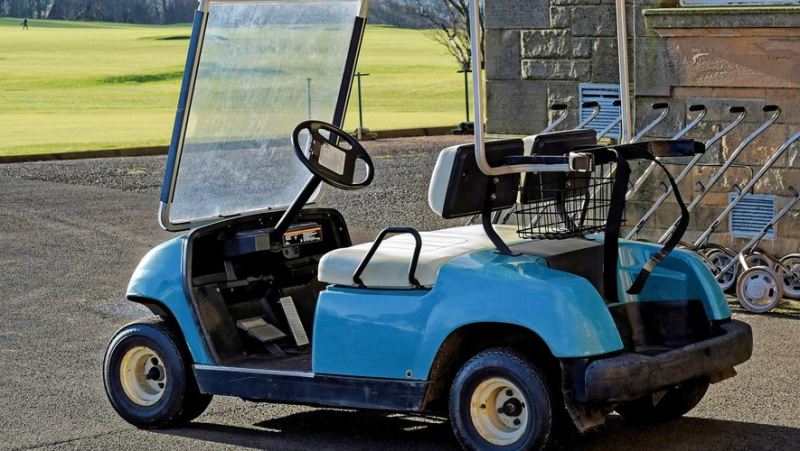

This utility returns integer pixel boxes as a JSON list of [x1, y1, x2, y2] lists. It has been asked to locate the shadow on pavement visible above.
[[155, 409, 800, 450], [730, 299, 800, 321], [572, 415, 800, 450]]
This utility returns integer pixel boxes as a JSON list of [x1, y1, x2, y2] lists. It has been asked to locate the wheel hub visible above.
[[745, 279, 767, 299], [119, 346, 167, 406], [469, 377, 529, 446], [502, 398, 523, 417]]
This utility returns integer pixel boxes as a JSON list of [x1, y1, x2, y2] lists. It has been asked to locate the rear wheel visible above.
[[615, 378, 709, 422], [449, 348, 563, 451], [777, 254, 800, 299], [704, 249, 737, 292], [103, 318, 212, 428], [742, 252, 775, 271]]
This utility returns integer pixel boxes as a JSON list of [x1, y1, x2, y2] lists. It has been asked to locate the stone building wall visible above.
[[485, 1, 799, 257]]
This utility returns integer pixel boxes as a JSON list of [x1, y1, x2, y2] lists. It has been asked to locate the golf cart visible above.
[[103, 0, 752, 449]]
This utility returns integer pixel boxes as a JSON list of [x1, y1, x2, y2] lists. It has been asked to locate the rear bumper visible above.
[[584, 320, 752, 403]]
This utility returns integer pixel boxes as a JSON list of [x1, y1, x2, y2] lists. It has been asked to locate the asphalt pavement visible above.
[[1, 137, 798, 450]]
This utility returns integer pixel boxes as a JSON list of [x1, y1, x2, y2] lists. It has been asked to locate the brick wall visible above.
[[485, 1, 800, 257]]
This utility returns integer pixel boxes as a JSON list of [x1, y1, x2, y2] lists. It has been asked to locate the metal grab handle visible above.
[[352, 227, 423, 289]]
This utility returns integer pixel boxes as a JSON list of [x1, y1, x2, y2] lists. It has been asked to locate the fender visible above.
[[616, 240, 731, 319], [313, 240, 731, 381], [125, 235, 213, 364], [313, 250, 624, 380]]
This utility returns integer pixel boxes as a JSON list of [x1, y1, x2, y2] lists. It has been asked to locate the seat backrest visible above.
[[428, 139, 524, 219]]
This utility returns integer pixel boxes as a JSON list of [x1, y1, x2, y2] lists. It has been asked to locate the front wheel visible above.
[[615, 378, 709, 422], [103, 318, 212, 428], [449, 348, 563, 451]]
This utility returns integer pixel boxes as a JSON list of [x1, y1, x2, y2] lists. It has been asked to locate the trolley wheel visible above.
[[449, 348, 565, 451], [737, 267, 785, 313], [103, 318, 212, 428], [615, 378, 709, 423], [777, 254, 800, 299], [704, 249, 737, 292]]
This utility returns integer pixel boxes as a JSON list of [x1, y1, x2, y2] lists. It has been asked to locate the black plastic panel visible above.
[[440, 139, 524, 219], [510, 239, 604, 295], [521, 130, 597, 204], [608, 299, 713, 353], [194, 366, 428, 412]]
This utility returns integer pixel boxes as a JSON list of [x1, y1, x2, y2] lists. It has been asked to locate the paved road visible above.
[[1, 144, 798, 450]]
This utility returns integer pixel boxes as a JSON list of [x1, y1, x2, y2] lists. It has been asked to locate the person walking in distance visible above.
[[21, 18, 28, 30]]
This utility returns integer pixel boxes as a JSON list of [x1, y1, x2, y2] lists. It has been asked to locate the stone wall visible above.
[[485, 1, 800, 257]]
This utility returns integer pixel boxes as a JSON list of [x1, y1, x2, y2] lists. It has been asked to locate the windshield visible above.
[[165, 0, 363, 226]]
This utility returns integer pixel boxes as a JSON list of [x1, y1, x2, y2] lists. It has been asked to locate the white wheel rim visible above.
[[777, 257, 800, 299], [119, 346, 167, 406], [469, 377, 529, 446], [737, 267, 783, 313], [706, 251, 736, 291]]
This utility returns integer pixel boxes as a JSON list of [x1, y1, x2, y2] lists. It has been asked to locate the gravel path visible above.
[[0, 135, 470, 242]]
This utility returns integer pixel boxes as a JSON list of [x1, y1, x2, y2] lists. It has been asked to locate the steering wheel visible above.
[[291, 120, 374, 190]]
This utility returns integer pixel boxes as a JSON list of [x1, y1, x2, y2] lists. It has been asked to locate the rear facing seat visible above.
[[318, 139, 528, 289], [317, 225, 525, 289]]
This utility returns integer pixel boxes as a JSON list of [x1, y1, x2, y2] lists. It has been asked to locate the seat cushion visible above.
[[318, 225, 525, 289]]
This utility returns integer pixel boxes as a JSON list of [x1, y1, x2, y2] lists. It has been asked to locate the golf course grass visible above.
[[0, 18, 472, 157]]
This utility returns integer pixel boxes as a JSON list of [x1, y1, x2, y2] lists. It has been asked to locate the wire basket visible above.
[[515, 165, 619, 239]]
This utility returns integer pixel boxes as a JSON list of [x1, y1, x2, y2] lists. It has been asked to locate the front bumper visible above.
[[584, 320, 752, 403]]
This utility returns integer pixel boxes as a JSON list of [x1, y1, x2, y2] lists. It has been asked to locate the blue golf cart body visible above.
[[104, 0, 752, 449]]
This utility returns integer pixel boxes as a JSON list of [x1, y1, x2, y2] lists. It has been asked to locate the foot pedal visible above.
[[279, 296, 309, 346], [236, 317, 287, 344]]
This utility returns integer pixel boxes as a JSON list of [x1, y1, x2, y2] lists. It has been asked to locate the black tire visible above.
[[615, 378, 710, 422], [449, 347, 563, 451], [103, 317, 212, 428]]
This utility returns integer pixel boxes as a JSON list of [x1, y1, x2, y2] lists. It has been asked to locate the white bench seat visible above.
[[318, 225, 525, 289]]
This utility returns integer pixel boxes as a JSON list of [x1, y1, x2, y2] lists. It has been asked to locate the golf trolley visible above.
[[700, 131, 800, 311], [101, 1, 753, 450], [712, 187, 800, 312], [623, 104, 798, 313]]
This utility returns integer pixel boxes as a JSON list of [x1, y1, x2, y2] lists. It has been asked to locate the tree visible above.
[[411, 0, 484, 71], [2, 0, 196, 24]]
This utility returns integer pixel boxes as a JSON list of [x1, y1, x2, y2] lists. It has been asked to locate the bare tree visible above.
[[411, 0, 484, 71]]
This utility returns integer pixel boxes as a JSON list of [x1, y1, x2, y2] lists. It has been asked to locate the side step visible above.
[[193, 364, 428, 412]]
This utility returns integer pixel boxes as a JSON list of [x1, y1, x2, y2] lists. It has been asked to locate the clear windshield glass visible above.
[[169, 0, 360, 224]]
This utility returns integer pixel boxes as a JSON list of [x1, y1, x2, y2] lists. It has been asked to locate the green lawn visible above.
[[0, 18, 471, 157]]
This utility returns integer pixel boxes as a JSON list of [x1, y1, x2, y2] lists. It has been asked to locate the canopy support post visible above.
[[615, 0, 632, 144]]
